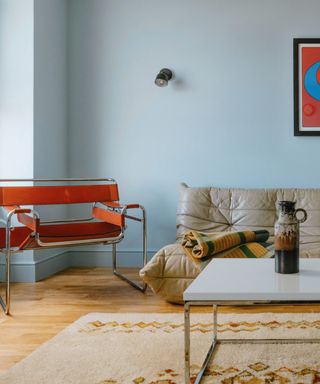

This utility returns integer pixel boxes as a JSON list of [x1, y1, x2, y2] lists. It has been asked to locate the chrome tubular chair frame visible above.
[[184, 301, 320, 384], [0, 178, 147, 315], [0, 207, 40, 314], [112, 205, 147, 292]]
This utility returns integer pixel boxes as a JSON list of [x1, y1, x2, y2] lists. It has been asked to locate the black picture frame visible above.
[[294, 38, 320, 136]]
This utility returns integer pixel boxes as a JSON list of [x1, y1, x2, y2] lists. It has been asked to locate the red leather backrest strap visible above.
[[0, 184, 119, 206]]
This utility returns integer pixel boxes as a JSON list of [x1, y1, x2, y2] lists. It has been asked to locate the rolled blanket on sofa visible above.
[[182, 230, 274, 269]]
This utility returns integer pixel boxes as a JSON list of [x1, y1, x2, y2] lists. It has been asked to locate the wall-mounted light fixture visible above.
[[155, 68, 173, 87]]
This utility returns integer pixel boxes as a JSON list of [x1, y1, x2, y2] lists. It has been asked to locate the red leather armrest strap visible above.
[[102, 201, 140, 209], [92, 206, 124, 228], [3, 206, 39, 232], [4, 206, 31, 214]]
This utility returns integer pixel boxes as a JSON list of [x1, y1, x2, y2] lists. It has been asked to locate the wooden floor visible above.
[[1, 267, 320, 374]]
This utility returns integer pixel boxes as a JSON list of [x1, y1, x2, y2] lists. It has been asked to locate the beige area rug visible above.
[[1, 312, 320, 383]]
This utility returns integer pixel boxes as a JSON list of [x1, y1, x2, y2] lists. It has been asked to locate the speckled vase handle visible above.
[[295, 208, 307, 223]]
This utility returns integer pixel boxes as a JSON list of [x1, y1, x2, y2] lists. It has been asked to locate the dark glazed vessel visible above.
[[274, 201, 307, 274]]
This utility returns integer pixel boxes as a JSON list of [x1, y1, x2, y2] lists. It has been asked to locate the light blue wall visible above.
[[34, 0, 68, 181], [68, 0, 320, 253], [34, 0, 69, 265], [0, 0, 34, 178], [0, 0, 35, 274]]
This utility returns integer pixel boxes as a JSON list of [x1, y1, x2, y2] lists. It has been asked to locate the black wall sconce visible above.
[[155, 68, 173, 87]]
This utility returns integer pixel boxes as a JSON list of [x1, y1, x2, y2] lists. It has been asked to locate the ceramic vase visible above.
[[274, 201, 307, 274]]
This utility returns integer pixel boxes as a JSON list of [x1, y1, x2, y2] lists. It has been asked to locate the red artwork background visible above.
[[301, 46, 320, 127]]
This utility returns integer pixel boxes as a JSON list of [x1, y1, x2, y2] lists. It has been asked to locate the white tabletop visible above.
[[183, 259, 320, 302]]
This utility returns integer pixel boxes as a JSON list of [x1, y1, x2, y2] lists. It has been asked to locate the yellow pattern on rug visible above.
[[81, 319, 320, 334]]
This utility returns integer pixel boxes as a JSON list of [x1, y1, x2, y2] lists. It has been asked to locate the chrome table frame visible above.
[[184, 300, 320, 384], [0, 178, 147, 315]]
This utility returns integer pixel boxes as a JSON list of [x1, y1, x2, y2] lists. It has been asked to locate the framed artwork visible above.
[[294, 38, 320, 136]]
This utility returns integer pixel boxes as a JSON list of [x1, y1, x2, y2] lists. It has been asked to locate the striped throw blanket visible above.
[[182, 230, 274, 269]]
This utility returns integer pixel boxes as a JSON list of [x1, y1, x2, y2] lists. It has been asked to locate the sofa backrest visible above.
[[176, 183, 320, 257]]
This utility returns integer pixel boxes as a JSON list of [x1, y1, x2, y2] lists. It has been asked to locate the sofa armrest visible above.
[[140, 243, 199, 303]]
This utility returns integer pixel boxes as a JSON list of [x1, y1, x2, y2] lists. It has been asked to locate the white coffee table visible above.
[[183, 258, 320, 384]]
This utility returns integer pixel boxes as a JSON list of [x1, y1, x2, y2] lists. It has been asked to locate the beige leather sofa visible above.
[[140, 183, 320, 303]]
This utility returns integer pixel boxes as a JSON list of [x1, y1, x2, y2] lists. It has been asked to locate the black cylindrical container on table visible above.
[[274, 201, 307, 274]]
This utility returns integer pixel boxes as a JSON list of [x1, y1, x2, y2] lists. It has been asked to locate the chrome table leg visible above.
[[184, 302, 191, 384], [193, 304, 218, 384], [184, 301, 320, 383], [185, 302, 219, 384]]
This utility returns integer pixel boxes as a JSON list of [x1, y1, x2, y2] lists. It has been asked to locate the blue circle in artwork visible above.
[[304, 61, 320, 101]]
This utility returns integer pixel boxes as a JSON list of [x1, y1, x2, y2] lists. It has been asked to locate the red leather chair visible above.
[[0, 178, 147, 314]]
